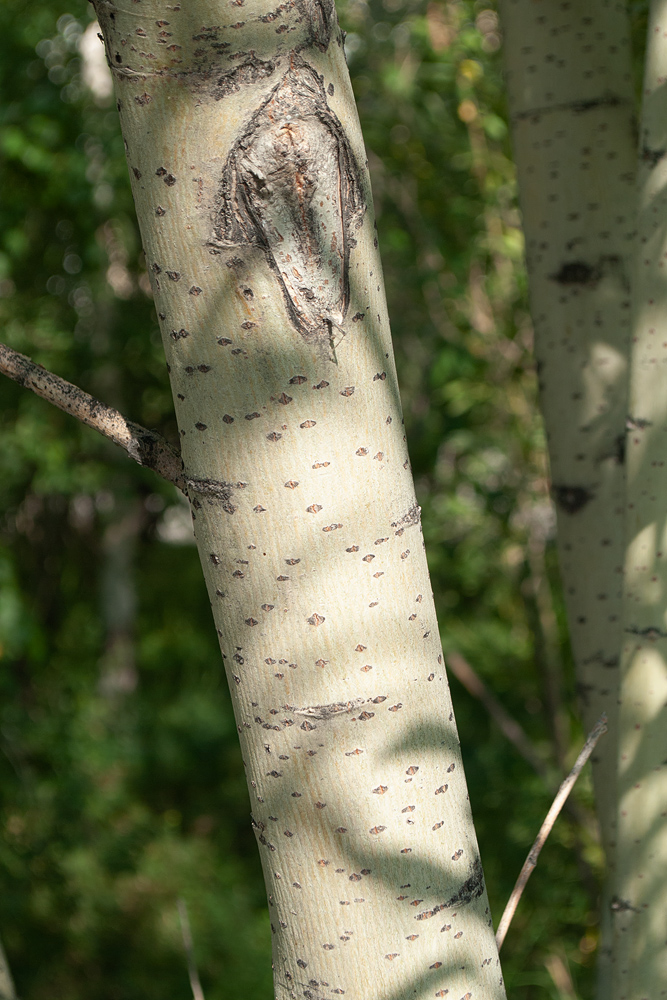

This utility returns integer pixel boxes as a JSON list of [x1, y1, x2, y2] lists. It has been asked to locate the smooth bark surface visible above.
[[614, 3, 667, 995], [498, 0, 635, 985], [92, 2, 505, 997]]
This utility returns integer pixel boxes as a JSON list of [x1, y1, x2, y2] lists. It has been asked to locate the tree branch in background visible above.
[[177, 898, 205, 1000], [0, 342, 185, 494], [446, 650, 549, 781], [495, 714, 608, 951], [0, 935, 16, 1000]]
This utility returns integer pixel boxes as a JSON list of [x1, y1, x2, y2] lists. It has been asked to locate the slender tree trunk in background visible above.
[[613, 3, 667, 996], [497, 0, 635, 987], [0, 938, 16, 1000], [92, 2, 505, 997]]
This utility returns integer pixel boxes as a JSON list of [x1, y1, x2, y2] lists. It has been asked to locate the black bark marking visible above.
[[214, 58, 365, 356], [552, 485, 594, 514], [414, 857, 485, 921], [550, 255, 621, 289], [212, 55, 277, 99], [391, 504, 421, 533], [186, 477, 246, 515], [642, 144, 666, 168], [625, 625, 667, 640]]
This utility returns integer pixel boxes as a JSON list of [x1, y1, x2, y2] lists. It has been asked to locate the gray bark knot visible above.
[[214, 57, 366, 356]]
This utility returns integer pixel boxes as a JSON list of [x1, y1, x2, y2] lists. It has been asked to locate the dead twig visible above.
[[0, 342, 185, 493], [495, 714, 607, 950], [177, 898, 206, 1000]]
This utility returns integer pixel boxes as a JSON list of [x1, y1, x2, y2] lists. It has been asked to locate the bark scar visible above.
[[294, 697, 366, 720], [213, 56, 366, 359]]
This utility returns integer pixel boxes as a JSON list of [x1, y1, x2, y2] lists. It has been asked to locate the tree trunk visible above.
[[497, 0, 635, 985], [613, 3, 667, 996], [91, 2, 505, 997]]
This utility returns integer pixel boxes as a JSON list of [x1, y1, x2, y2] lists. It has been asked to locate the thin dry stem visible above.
[[177, 898, 205, 1000], [0, 342, 185, 493], [495, 714, 608, 951]]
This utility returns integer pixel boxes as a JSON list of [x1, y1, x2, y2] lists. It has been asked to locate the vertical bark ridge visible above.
[[497, 2, 635, 989], [92, 2, 505, 996], [613, 3, 667, 995]]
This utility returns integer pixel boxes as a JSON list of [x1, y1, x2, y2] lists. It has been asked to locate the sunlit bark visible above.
[[92, 1, 505, 997]]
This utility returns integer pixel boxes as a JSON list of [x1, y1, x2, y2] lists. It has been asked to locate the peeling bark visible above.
[[497, 2, 635, 990], [91, 2, 505, 997]]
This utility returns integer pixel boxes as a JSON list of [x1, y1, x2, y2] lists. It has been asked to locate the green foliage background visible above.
[[0, 1, 645, 997]]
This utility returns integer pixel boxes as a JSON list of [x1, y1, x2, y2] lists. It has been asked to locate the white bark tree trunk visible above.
[[497, 0, 635, 987], [91, 2, 505, 997], [613, 3, 667, 995], [0, 938, 15, 1000]]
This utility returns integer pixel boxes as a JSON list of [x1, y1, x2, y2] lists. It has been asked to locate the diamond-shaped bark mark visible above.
[[349, 873, 362, 882], [286, 558, 300, 565], [322, 943, 334, 950], [301, 720, 316, 731], [313, 380, 329, 389], [276, 392, 292, 404], [356, 447, 368, 456], [370, 826, 386, 835], [261, 604, 274, 612], [218, 337, 232, 346], [285, 481, 299, 489], [232, 570, 244, 578], [361, 665, 373, 672], [312, 461, 330, 469], [435, 784, 448, 795], [155, 205, 166, 216], [373, 572, 384, 578], [323, 524, 342, 532], [300, 419, 317, 429], [429, 962, 442, 970], [210, 553, 220, 565], [267, 770, 282, 778], [400, 848, 412, 854], [401, 550, 410, 559], [355, 644, 366, 652], [307, 613, 325, 626], [253, 505, 267, 513], [189, 285, 202, 295], [289, 374, 307, 384], [362, 554, 375, 562], [277, 575, 289, 581], [246, 412, 261, 420], [195, 422, 207, 431], [375, 537, 388, 545], [245, 617, 258, 626], [315, 658, 328, 667], [452, 850, 463, 860], [410, 900, 423, 907], [406, 935, 419, 941], [372, 785, 388, 795], [345, 749, 363, 756], [166, 270, 180, 281], [371, 696, 386, 704], [170, 328, 190, 340], [266, 431, 282, 441], [347, 545, 359, 553], [388, 703, 402, 711], [241, 321, 257, 330], [432, 821, 443, 830], [340, 387, 355, 397], [315, 801, 326, 809], [402, 805, 415, 813], [135, 92, 152, 105], [373, 372, 387, 381], [306, 504, 323, 514], [447, 763, 456, 772], [373, 452, 384, 461], [358, 711, 374, 721], [384, 952, 398, 960]]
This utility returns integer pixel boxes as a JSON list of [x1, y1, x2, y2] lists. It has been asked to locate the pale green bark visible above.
[[497, 0, 635, 986], [92, 2, 505, 996], [613, 2, 667, 995]]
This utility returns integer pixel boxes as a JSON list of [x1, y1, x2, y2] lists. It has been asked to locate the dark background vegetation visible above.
[[0, 1, 648, 997]]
